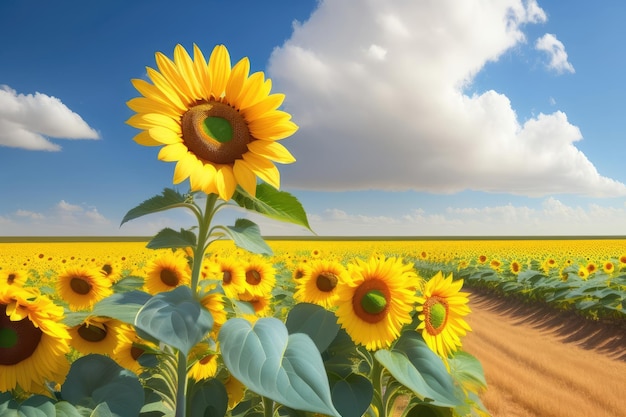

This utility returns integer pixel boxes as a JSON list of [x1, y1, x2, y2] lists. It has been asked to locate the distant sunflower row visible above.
[[0, 248, 471, 399]]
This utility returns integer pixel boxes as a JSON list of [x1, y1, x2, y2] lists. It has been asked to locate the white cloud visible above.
[[269, 0, 625, 198], [15, 209, 44, 220], [0, 85, 99, 151], [270, 198, 626, 236], [535, 33, 575, 74]]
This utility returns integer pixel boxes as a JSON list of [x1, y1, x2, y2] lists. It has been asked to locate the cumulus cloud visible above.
[[269, 0, 625, 198], [0, 85, 99, 151], [535, 33, 575, 74]]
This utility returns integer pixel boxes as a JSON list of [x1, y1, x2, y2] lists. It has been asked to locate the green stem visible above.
[[370, 356, 386, 417], [190, 193, 218, 292], [263, 396, 274, 417], [175, 349, 188, 417]]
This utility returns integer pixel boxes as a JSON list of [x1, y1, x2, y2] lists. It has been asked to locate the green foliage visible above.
[[285, 302, 340, 352], [61, 355, 144, 417], [222, 219, 273, 256], [120, 188, 195, 226], [218, 317, 341, 417], [147, 228, 197, 250], [232, 184, 313, 233], [135, 286, 213, 355], [187, 379, 228, 417]]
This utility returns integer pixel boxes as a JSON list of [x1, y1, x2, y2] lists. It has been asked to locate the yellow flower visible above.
[[293, 259, 349, 309], [199, 287, 227, 335], [224, 374, 246, 409], [335, 255, 419, 351], [416, 272, 471, 362], [0, 285, 71, 394], [112, 328, 154, 375], [1, 269, 27, 287], [56, 266, 113, 311], [209, 256, 246, 299], [68, 316, 126, 356], [188, 342, 219, 381], [127, 43, 298, 201], [509, 260, 522, 275], [144, 250, 191, 294], [239, 256, 276, 299]]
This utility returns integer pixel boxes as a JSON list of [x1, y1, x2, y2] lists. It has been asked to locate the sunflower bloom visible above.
[[126, 43, 298, 201], [68, 316, 126, 356], [239, 256, 276, 299], [294, 259, 349, 309], [210, 257, 246, 299], [57, 266, 113, 311], [112, 328, 155, 375], [144, 250, 191, 294], [224, 374, 246, 409], [188, 342, 219, 381], [416, 272, 472, 362], [335, 255, 419, 351], [0, 285, 71, 394], [1, 269, 27, 287]]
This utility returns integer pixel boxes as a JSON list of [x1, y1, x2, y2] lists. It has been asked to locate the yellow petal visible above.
[[247, 140, 295, 164], [240, 93, 285, 120], [242, 152, 280, 189], [192, 44, 212, 100], [146, 66, 188, 111], [174, 44, 204, 101], [225, 57, 250, 105], [133, 131, 162, 147], [250, 120, 299, 141], [148, 126, 183, 144], [233, 160, 258, 196], [173, 153, 196, 184], [208, 45, 231, 99], [127, 97, 181, 119], [127, 113, 181, 134], [155, 51, 194, 105], [236, 72, 268, 110], [215, 165, 236, 201], [131, 78, 183, 111], [158, 143, 188, 162]]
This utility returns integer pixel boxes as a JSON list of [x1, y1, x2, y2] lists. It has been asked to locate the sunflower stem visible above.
[[371, 355, 387, 417], [262, 396, 274, 417], [190, 193, 218, 292], [175, 349, 188, 417]]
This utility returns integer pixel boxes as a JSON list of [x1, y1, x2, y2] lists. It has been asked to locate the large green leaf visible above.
[[188, 378, 229, 417], [218, 317, 340, 417], [120, 188, 193, 226], [285, 303, 340, 353], [135, 286, 213, 355], [374, 331, 462, 408], [232, 184, 312, 232], [146, 227, 197, 249], [329, 373, 373, 417], [223, 218, 273, 255], [447, 351, 487, 394], [61, 355, 144, 417], [0, 394, 57, 417]]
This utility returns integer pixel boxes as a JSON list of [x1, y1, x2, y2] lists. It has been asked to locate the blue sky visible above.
[[1, 0, 626, 237]]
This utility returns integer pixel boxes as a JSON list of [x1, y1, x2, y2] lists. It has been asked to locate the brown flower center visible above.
[[181, 101, 251, 164], [245, 269, 262, 286], [316, 272, 338, 292], [222, 270, 233, 285], [0, 305, 43, 365], [160, 268, 179, 287], [423, 296, 449, 336], [352, 279, 390, 324], [70, 277, 93, 295], [77, 323, 107, 342]]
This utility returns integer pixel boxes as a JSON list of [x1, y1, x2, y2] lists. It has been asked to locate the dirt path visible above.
[[461, 290, 626, 417]]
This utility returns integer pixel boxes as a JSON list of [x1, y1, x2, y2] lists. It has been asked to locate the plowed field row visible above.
[[462, 291, 626, 417]]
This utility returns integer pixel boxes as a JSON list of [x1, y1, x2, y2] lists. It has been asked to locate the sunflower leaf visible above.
[[120, 188, 194, 226], [146, 227, 197, 249], [134, 286, 213, 355], [222, 218, 273, 255], [61, 355, 144, 417], [329, 373, 373, 417], [285, 302, 340, 353], [218, 317, 341, 417], [232, 183, 313, 233], [374, 331, 462, 408], [188, 378, 229, 417]]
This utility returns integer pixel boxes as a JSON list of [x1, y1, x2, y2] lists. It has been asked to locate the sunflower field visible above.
[[2, 41, 625, 417]]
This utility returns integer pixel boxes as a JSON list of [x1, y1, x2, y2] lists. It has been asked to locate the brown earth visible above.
[[462, 290, 626, 417]]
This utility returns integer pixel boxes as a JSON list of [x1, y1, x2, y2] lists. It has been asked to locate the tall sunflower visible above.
[[126, 43, 298, 201], [415, 272, 472, 362], [0, 285, 71, 394], [144, 250, 191, 295], [293, 259, 349, 309], [239, 256, 276, 299], [56, 266, 113, 311], [68, 316, 125, 356], [335, 255, 419, 351]]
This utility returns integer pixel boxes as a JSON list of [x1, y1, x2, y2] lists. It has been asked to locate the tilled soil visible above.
[[461, 290, 626, 417]]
